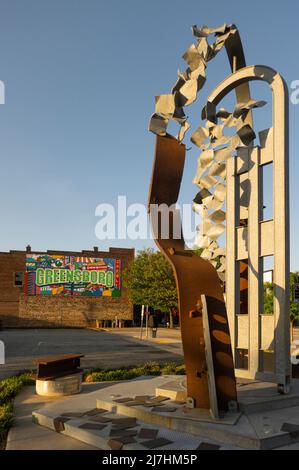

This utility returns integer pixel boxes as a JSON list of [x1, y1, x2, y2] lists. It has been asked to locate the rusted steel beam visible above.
[[148, 135, 237, 411]]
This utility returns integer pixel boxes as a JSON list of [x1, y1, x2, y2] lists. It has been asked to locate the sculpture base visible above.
[[155, 378, 187, 402], [32, 375, 299, 449]]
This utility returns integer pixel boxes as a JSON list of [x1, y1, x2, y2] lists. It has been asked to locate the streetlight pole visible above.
[[145, 305, 149, 339]]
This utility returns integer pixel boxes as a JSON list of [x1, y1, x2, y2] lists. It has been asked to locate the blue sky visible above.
[[0, 0, 298, 269]]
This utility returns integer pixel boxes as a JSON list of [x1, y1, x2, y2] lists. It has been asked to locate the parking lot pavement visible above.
[[104, 326, 182, 341], [0, 328, 183, 379]]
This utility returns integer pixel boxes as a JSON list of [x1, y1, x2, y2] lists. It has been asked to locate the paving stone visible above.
[[196, 442, 221, 450], [90, 415, 112, 423], [142, 437, 173, 449], [138, 428, 159, 439], [60, 412, 85, 418], [53, 417, 70, 432], [109, 428, 138, 438], [111, 417, 137, 426], [84, 408, 105, 416], [108, 439, 123, 450], [134, 395, 152, 401], [144, 396, 169, 406], [112, 424, 136, 431], [281, 423, 299, 437], [152, 406, 177, 412], [153, 396, 169, 403], [93, 408, 109, 414], [115, 436, 136, 445], [113, 397, 133, 403], [123, 400, 145, 407], [142, 402, 164, 408], [78, 422, 107, 431]]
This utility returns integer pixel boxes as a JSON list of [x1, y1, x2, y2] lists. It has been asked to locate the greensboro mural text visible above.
[[35, 268, 114, 287], [25, 254, 121, 297]]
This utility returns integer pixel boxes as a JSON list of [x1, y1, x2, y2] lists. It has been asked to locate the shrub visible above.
[[141, 361, 161, 376], [0, 373, 34, 406], [174, 364, 185, 375], [0, 402, 14, 442], [82, 362, 184, 383], [0, 372, 34, 448], [160, 362, 178, 375]]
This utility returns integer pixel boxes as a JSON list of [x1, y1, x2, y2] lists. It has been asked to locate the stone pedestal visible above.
[[36, 373, 82, 397], [155, 378, 187, 402]]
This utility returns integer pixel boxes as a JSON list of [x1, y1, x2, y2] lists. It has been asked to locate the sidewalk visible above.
[[6, 385, 98, 450]]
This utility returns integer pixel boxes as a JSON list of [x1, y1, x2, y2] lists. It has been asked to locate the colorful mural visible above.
[[24, 254, 121, 297]]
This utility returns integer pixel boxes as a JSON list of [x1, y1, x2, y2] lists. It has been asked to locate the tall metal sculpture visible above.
[[148, 24, 290, 417]]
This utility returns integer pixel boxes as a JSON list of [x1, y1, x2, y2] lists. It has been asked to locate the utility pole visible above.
[[139, 305, 145, 340]]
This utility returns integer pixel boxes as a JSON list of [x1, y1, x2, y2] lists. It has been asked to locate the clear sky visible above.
[[0, 0, 298, 269]]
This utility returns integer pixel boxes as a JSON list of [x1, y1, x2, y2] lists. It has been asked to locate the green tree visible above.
[[263, 282, 274, 315], [290, 272, 299, 341], [123, 248, 178, 326], [262, 273, 299, 341]]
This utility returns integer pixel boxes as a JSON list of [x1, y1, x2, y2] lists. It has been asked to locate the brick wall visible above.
[[0, 247, 134, 328]]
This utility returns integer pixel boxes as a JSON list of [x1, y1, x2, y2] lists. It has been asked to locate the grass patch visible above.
[[0, 373, 34, 449], [83, 361, 185, 383]]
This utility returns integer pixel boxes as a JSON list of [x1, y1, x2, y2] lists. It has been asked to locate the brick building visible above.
[[0, 246, 134, 328]]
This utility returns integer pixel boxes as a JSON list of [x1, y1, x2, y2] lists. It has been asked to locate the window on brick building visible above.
[[14, 271, 24, 287]]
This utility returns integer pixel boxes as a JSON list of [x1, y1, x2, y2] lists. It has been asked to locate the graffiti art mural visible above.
[[24, 254, 121, 296]]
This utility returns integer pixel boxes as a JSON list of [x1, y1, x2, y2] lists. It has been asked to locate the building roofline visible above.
[[0, 246, 135, 256]]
